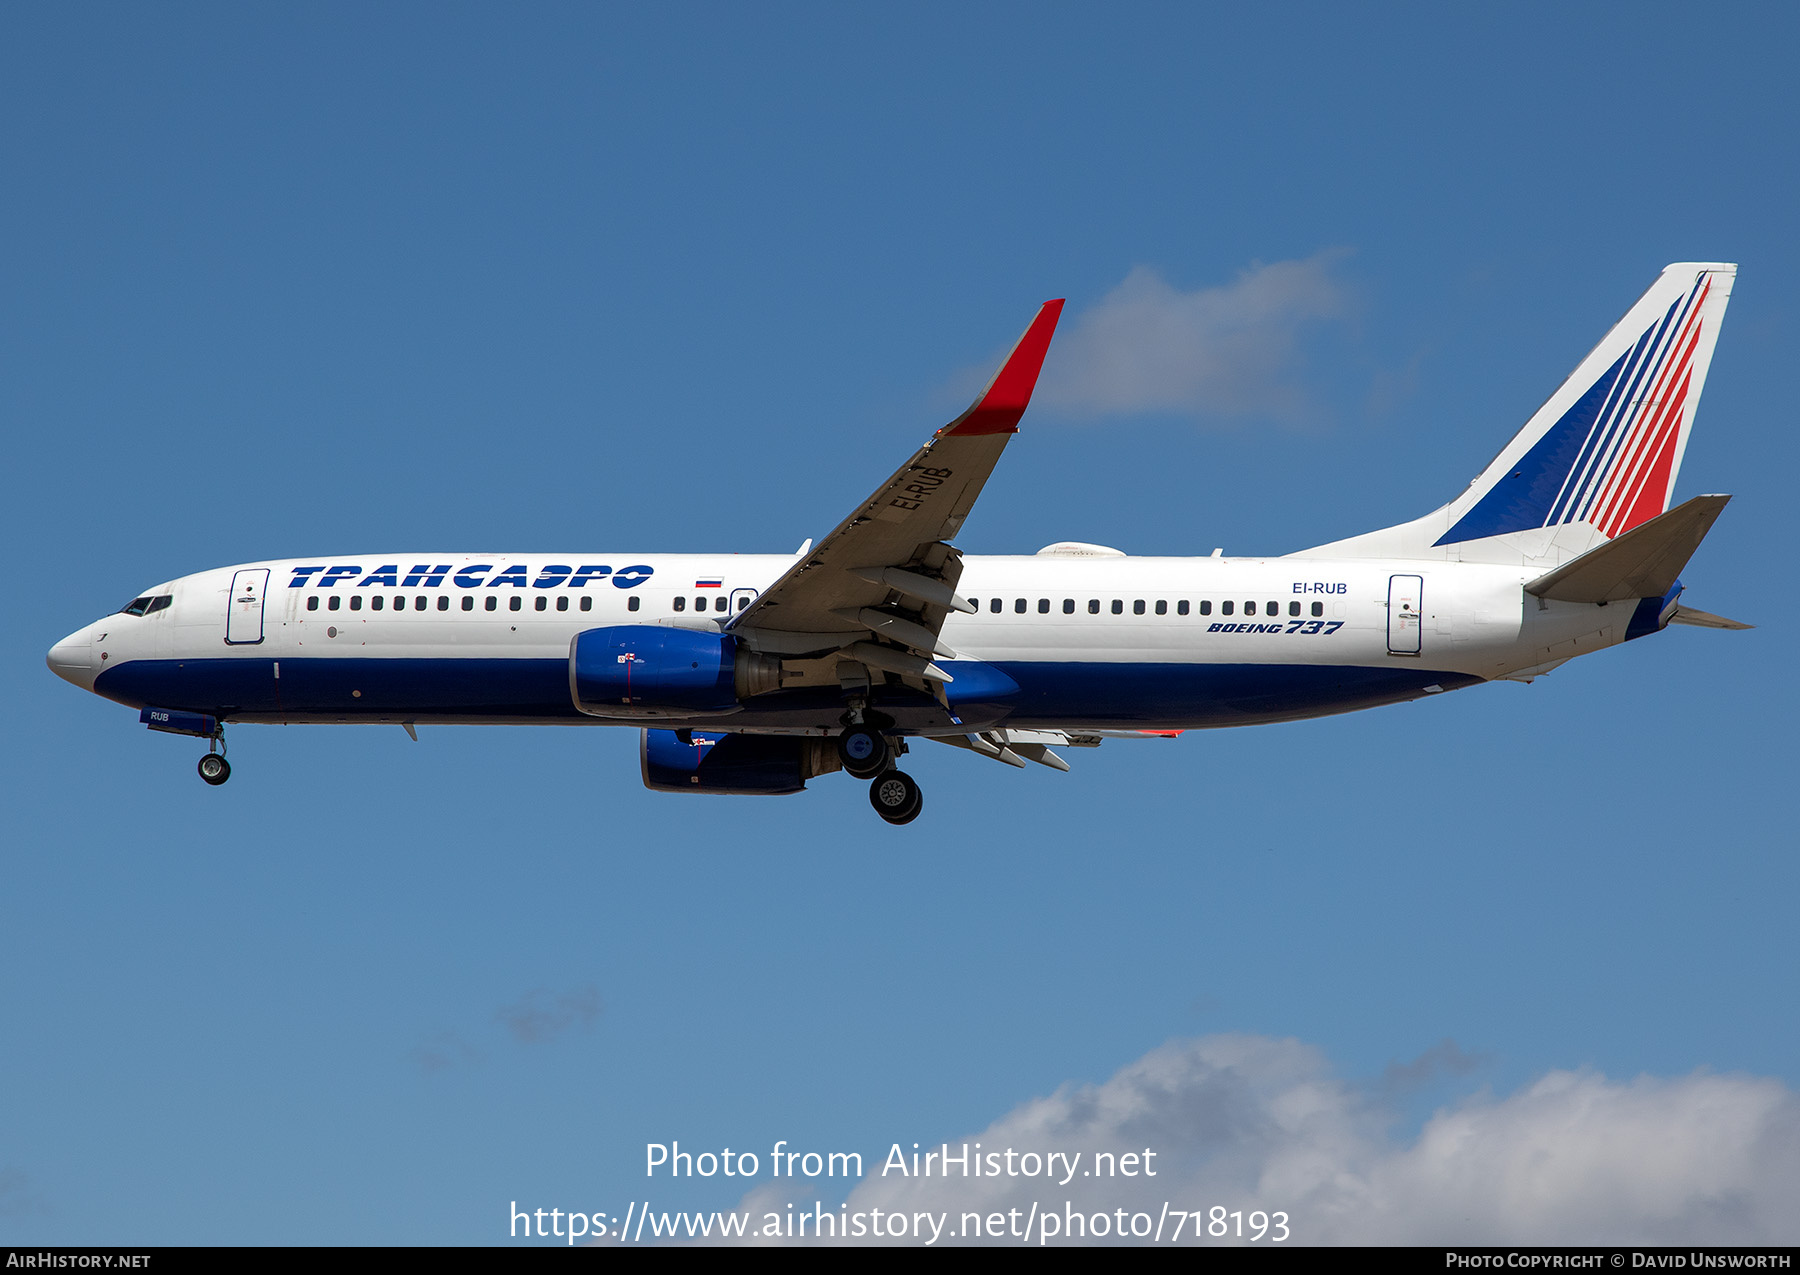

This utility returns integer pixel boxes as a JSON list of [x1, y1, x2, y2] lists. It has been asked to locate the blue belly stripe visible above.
[[95, 656, 1480, 730], [97, 657, 581, 719], [993, 661, 1479, 728]]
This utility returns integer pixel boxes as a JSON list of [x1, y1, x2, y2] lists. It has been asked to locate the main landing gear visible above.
[[837, 728, 923, 824], [868, 768, 923, 825], [838, 706, 920, 824], [197, 730, 230, 786], [836, 725, 890, 779]]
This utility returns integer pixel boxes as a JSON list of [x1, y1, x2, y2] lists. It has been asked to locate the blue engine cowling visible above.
[[571, 625, 774, 718], [640, 730, 839, 794]]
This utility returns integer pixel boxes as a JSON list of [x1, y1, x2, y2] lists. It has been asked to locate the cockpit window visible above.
[[119, 595, 172, 617]]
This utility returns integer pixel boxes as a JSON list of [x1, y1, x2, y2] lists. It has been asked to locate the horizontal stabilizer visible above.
[[1524, 495, 1729, 603], [1667, 604, 1753, 630]]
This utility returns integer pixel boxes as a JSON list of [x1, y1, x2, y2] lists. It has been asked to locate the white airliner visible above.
[[48, 263, 1749, 823]]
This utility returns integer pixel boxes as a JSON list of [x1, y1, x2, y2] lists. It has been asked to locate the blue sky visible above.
[[3, 3, 1797, 1245]]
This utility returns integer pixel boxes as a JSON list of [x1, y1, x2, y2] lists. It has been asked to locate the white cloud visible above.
[[723, 1035, 1800, 1245], [1033, 253, 1352, 423]]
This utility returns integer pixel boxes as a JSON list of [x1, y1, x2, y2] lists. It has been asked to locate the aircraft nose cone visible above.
[[47, 629, 95, 689]]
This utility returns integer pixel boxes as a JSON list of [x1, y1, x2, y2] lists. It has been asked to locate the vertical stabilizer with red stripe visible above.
[[1291, 263, 1736, 566]]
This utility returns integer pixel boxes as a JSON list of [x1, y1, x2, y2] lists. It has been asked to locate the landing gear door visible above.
[[1387, 574, 1423, 655], [226, 568, 270, 645]]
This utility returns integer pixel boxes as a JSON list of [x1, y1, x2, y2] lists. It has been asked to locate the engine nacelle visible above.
[[570, 626, 780, 719], [640, 730, 841, 794]]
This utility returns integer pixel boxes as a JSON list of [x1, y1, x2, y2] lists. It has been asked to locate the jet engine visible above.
[[569, 626, 780, 719], [640, 730, 841, 794]]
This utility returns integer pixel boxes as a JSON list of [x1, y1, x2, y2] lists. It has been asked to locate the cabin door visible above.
[[1387, 574, 1423, 655], [226, 569, 270, 645]]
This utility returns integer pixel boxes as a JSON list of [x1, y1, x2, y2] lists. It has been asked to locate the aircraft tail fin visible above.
[[1291, 263, 1736, 566]]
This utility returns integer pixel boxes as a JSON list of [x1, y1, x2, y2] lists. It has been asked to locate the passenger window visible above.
[[510, 596, 522, 612], [1063, 599, 1074, 614], [306, 596, 318, 612], [1177, 600, 1189, 615], [1014, 598, 1026, 614], [462, 596, 474, 611], [436, 596, 447, 611], [419, 596, 430, 611], [556, 595, 568, 612], [1155, 600, 1167, 615], [673, 596, 686, 612], [371, 595, 384, 611], [1088, 599, 1100, 613], [1221, 601, 1233, 616], [350, 596, 363, 612], [990, 598, 1002, 614], [1312, 601, 1324, 617], [535, 596, 547, 611], [1038, 598, 1049, 614], [485, 596, 497, 612], [580, 596, 592, 612], [715, 596, 727, 612], [1289, 601, 1301, 616], [1199, 600, 1211, 615], [736, 596, 749, 611], [1244, 600, 1255, 614], [329, 595, 341, 611], [1133, 600, 1145, 615], [628, 596, 640, 612], [1111, 600, 1123, 615]]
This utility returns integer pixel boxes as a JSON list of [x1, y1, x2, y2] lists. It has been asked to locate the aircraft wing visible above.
[[730, 300, 1064, 672]]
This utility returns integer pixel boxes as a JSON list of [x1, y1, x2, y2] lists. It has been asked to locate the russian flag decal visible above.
[[695, 578, 723, 589]]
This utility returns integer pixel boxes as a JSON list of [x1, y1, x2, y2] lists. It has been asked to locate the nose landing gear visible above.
[[197, 730, 230, 786]]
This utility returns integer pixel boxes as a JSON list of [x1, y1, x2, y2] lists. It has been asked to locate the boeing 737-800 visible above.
[[46, 263, 1749, 823]]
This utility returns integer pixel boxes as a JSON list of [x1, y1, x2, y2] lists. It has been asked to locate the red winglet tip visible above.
[[941, 298, 1065, 436]]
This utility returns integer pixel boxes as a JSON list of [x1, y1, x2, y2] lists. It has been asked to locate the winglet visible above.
[[939, 299, 1065, 437]]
